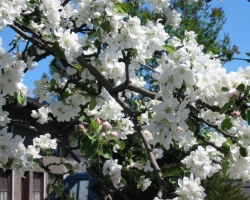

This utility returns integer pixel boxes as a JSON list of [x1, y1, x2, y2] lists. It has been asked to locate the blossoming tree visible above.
[[1, 0, 250, 199]]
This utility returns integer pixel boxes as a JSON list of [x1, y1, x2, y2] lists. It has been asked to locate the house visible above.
[[0, 97, 75, 200]]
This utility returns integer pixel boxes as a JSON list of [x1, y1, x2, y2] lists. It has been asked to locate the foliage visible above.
[[203, 172, 248, 200], [1, 0, 250, 200]]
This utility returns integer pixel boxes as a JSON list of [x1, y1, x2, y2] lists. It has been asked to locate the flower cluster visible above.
[[0, 0, 28, 30], [182, 146, 223, 180], [227, 144, 250, 182], [103, 158, 122, 188], [174, 174, 206, 200], [1, 0, 250, 199], [31, 106, 51, 124], [0, 125, 56, 177]]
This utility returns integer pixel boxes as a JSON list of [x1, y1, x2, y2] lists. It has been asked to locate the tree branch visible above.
[[9, 24, 52, 53], [188, 106, 236, 141], [189, 116, 223, 151], [110, 51, 131, 93], [61, 0, 71, 7], [127, 84, 157, 99], [133, 119, 166, 198]]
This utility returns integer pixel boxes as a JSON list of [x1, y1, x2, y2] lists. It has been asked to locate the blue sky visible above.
[[0, 0, 249, 96], [211, 0, 250, 72]]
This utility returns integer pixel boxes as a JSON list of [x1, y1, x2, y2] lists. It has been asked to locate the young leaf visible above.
[[54, 185, 63, 197], [222, 159, 230, 179], [102, 145, 112, 159], [236, 83, 245, 92], [84, 140, 98, 158], [60, 91, 71, 99], [52, 43, 64, 59], [75, 63, 83, 74], [17, 93, 26, 106], [114, 2, 127, 13], [221, 118, 233, 131], [96, 28, 102, 41], [46, 183, 51, 196], [89, 97, 97, 110], [118, 141, 126, 150], [221, 87, 229, 92], [240, 146, 248, 157], [101, 21, 111, 32], [246, 52, 250, 57], [90, 118, 100, 132], [162, 170, 181, 178], [223, 138, 232, 149], [50, 79, 57, 87], [64, 163, 73, 170], [163, 45, 176, 53], [245, 108, 250, 124], [220, 102, 230, 114]]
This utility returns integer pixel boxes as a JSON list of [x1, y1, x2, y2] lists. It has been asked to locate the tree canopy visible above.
[[0, 0, 250, 199]]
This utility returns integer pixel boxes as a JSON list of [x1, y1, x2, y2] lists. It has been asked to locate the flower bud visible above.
[[231, 110, 241, 119], [102, 122, 112, 130], [78, 124, 86, 131], [95, 118, 102, 124], [111, 131, 118, 137], [93, 12, 101, 19]]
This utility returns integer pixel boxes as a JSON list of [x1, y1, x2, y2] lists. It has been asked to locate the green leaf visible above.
[[102, 145, 112, 159], [75, 63, 83, 74], [221, 118, 233, 131], [89, 97, 97, 110], [114, 2, 127, 13], [241, 107, 247, 120], [28, 0, 37, 4], [90, 118, 100, 132], [46, 183, 51, 196], [52, 43, 64, 59], [221, 87, 229, 92], [118, 141, 126, 150], [246, 52, 250, 57], [79, 115, 85, 122], [120, 177, 127, 186], [96, 28, 102, 41], [245, 108, 250, 124], [84, 140, 98, 158], [54, 185, 63, 197], [60, 92, 71, 99], [18, 16, 30, 26], [64, 163, 73, 170], [147, 111, 152, 120], [223, 138, 232, 148], [220, 102, 230, 114], [68, 169, 75, 175], [240, 146, 248, 157], [226, 51, 234, 61], [221, 159, 230, 179], [101, 21, 111, 32], [50, 79, 57, 87], [162, 170, 181, 178], [163, 45, 176, 53], [169, 177, 178, 186], [17, 93, 26, 106], [236, 83, 245, 92], [80, 136, 89, 154]]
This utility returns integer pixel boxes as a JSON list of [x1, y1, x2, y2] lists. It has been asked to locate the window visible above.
[[33, 172, 44, 200], [67, 180, 89, 200], [21, 172, 29, 200], [0, 169, 12, 200]]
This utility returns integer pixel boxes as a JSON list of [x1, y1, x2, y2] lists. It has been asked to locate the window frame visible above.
[[0, 168, 12, 200], [33, 172, 44, 200]]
